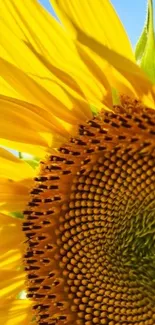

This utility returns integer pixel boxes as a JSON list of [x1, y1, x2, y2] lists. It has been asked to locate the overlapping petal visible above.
[[51, 0, 155, 107], [0, 211, 34, 324], [0, 148, 35, 180], [0, 58, 89, 125], [76, 27, 155, 107], [51, 0, 134, 61], [0, 0, 112, 111], [0, 94, 71, 155], [0, 214, 25, 303], [0, 177, 33, 212], [0, 300, 35, 325], [0, 139, 46, 159], [0, 150, 35, 211]]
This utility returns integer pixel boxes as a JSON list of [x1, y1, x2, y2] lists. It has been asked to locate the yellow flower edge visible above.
[[0, 0, 155, 324]]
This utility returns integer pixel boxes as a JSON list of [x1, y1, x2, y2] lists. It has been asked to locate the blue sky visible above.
[[38, 0, 151, 47]]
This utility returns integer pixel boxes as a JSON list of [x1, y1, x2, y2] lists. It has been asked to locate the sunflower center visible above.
[[23, 99, 155, 325]]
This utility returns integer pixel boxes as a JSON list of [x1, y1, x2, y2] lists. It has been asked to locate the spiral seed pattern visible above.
[[23, 99, 155, 325]]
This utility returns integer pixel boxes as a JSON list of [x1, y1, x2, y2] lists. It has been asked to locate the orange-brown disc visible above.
[[23, 99, 155, 325]]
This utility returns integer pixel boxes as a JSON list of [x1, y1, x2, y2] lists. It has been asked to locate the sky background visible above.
[[38, 0, 151, 47]]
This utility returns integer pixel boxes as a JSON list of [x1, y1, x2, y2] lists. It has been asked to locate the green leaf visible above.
[[10, 211, 24, 219], [90, 104, 99, 116], [111, 88, 121, 105], [18, 151, 40, 169], [135, 25, 148, 63], [24, 158, 39, 169], [135, 0, 155, 83]]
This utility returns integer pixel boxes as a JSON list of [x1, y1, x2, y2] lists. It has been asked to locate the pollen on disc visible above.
[[23, 101, 155, 324]]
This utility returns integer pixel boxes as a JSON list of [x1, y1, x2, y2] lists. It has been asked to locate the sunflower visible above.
[[0, 0, 155, 324]]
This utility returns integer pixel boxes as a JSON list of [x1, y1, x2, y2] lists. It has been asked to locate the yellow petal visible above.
[[0, 138, 46, 158], [0, 213, 34, 323], [0, 249, 22, 269], [0, 0, 112, 110], [51, 0, 155, 107], [0, 148, 35, 180], [51, 0, 134, 61], [75, 36, 155, 107], [0, 213, 26, 303], [0, 77, 20, 100], [0, 94, 75, 155], [0, 300, 34, 325], [0, 178, 33, 211], [0, 16, 92, 120], [0, 213, 24, 255], [0, 149, 34, 211], [0, 272, 25, 301], [1, 57, 88, 124]]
